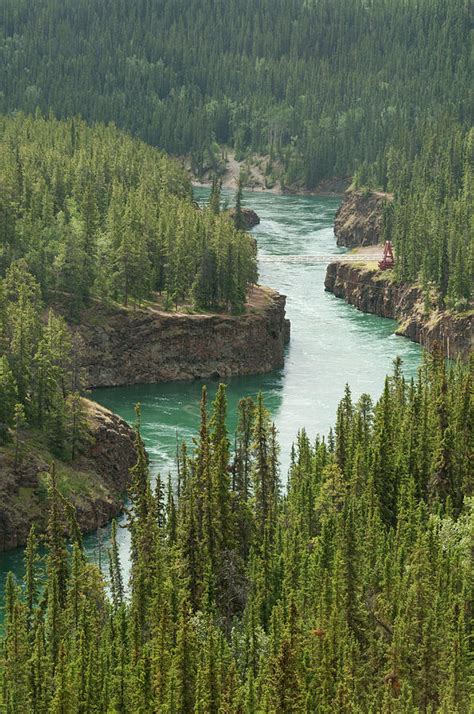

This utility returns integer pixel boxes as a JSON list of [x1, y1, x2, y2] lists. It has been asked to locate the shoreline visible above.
[[328, 190, 472, 359], [188, 149, 350, 196], [325, 261, 472, 360], [71, 285, 290, 389], [0, 400, 137, 552], [191, 178, 348, 198]]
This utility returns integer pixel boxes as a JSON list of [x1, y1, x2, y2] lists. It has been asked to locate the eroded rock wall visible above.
[[0, 401, 136, 551], [325, 262, 472, 360], [334, 190, 392, 248], [76, 287, 290, 388]]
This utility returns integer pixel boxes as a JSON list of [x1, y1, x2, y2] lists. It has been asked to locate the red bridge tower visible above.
[[378, 241, 395, 271]]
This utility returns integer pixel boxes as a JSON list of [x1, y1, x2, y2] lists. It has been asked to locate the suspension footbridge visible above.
[[259, 254, 380, 264]]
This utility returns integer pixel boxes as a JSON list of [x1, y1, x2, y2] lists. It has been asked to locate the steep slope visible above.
[[325, 262, 472, 360], [71, 286, 290, 388], [0, 400, 136, 550], [334, 190, 392, 248]]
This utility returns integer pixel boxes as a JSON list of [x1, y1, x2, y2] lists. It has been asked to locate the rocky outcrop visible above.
[[334, 190, 393, 248], [75, 286, 290, 388], [325, 262, 472, 360], [0, 400, 137, 551], [227, 207, 260, 229]]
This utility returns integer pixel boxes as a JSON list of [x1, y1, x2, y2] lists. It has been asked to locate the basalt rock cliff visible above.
[[75, 286, 290, 388], [0, 400, 137, 551], [334, 190, 393, 248], [325, 262, 472, 360]]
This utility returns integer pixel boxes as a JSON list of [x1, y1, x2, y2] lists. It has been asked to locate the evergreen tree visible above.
[[0, 352, 472, 712], [0, 354, 17, 434], [234, 173, 245, 231], [208, 175, 222, 215], [0, 115, 256, 315]]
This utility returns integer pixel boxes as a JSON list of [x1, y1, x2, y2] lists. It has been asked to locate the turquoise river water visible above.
[[0, 189, 422, 600]]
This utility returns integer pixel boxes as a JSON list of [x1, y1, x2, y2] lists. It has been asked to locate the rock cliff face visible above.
[[334, 190, 392, 248], [76, 286, 290, 388], [325, 262, 472, 360], [0, 400, 137, 551]]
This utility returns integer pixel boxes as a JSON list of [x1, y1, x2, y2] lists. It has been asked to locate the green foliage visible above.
[[0, 355, 17, 430], [1, 356, 472, 711], [0, 114, 257, 313], [0, 0, 469, 191], [0, 2, 470, 309], [0, 260, 92, 459], [384, 124, 473, 309], [234, 174, 245, 231], [0, 3, 471, 706], [0, 115, 258, 464], [208, 175, 222, 216], [12, 401, 26, 470]]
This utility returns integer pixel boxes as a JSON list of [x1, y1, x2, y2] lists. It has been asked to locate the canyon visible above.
[[326, 189, 472, 359]]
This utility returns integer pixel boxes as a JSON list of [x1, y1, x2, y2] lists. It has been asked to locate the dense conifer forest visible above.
[[0, 115, 257, 314], [1, 355, 472, 711], [382, 125, 473, 311], [0, 114, 257, 452], [1, 0, 470, 186], [0, 0, 471, 305], [0, 258, 87, 458], [0, 1, 472, 711]]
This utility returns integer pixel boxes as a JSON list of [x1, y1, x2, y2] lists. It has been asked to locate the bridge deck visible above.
[[259, 254, 379, 264]]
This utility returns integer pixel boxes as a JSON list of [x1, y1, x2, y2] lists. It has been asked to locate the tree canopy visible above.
[[1, 355, 472, 711], [0, 0, 470, 188], [0, 0, 471, 306], [0, 114, 257, 313]]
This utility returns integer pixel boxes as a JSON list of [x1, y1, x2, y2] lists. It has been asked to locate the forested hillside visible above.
[[0, 3, 472, 710], [0, 115, 257, 313], [1, 0, 471, 309], [0, 259, 87, 458], [384, 125, 473, 311], [0, 0, 470, 188], [2, 355, 472, 711], [0, 114, 257, 460]]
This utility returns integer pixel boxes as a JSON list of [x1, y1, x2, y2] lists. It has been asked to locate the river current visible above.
[[0, 189, 422, 599]]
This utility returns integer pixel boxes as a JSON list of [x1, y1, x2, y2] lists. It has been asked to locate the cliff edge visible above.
[[334, 190, 393, 248], [74, 286, 290, 388], [325, 262, 472, 360], [0, 400, 137, 551]]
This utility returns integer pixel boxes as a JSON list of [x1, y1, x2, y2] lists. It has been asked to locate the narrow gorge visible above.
[[325, 190, 473, 359], [0, 283, 289, 551], [0, 185, 424, 561], [325, 262, 472, 360]]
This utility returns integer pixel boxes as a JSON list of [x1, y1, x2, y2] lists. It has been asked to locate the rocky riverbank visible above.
[[74, 286, 290, 389], [334, 190, 393, 248], [325, 262, 472, 360], [0, 400, 137, 551]]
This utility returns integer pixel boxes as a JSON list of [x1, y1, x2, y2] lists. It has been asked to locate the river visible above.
[[0, 189, 422, 600]]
